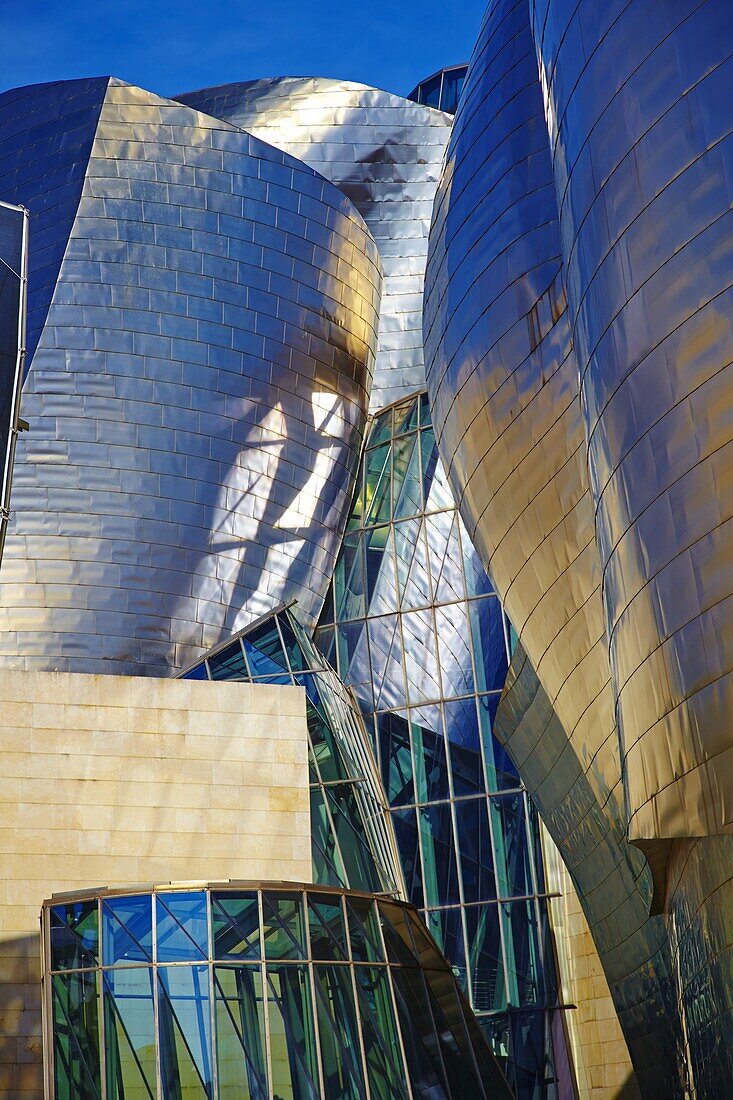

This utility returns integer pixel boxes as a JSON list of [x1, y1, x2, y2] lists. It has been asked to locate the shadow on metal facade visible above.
[[0, 77, 381, 675], [425, 0, 733, 1093], [176, 78, 453, 411]]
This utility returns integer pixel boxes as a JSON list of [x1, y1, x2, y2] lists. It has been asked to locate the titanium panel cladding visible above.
[[531, 0, 733, 848], [0, 78, 381, 676], [177, 78, 453, 410], [423, 2, 680, 1093]]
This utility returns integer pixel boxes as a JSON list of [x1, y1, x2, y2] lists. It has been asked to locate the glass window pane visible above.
[[103, 895, 153, 966], [470, 596, 508, 692], [490, 793, 534, 898], [445, 697, 484, 797], [419, 803, 461, 907], [367, 408, 393, 448], [502, 900, 544, 1007], [262, 892, 305, 960], [242, 621, 289, 678], [214, 965, 268, 1100], [479, 693, 520, 791], [365, 524, 398, 615], [266, 964, 320, 1099], [278, 614, 307, 673], [455, 797, 496, 904], [346, 897, 384, 964], [314, 963, 365, 1099], [310, 786, 347, 888], [391, 808, 424, 909], [51, 900, 99, 971], [52, 970, 100, 1100], [368, 614, 407, 711], [364, 442, 392, 526], [394, 519, 431, 611], [465, 903, 507, 1012], [378, 711, 414, 807], [389, 966, 448, 1094], [426, 909, 468, 992], [393, 395, 419, 435], [105, 967, 156, 1099], [411, 705, 450, 803], [377, 902, 418, 968], [183, 662, 209, 680], [212, 892, 260, 960], [392, 433, 421, 520], [324, 784, 383, 894], [207, 640, 246, 681], [420, 967, 482, 1094], [307, 894, 347, 961], [334, 531, 366, 621], [435, 603, 474, 698], [158, 964, 213, 1098], [354, 966, 409, 1100], [428, 512, 466, 606], [156, 892, 208, 963], [402, 609, 440, 706]]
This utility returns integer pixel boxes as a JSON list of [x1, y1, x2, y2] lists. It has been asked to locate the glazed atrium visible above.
[[0, 1, 732, 1098]]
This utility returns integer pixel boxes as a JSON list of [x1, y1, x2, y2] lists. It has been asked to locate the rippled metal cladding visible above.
[[0, 77, 381, 675], [424, 0, 733, 1094]]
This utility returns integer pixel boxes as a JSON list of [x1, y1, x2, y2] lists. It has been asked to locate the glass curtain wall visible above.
[[43, 884, 513, 1100], [179, 608, 404, 899], [315, 391, 563, 1098]]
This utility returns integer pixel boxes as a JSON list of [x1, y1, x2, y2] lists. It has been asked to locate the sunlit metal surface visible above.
[[423, 1, 682, 1094], [176, 78, 453, 410], [531, 0, 733, 850], [0, 77, 381, 675]]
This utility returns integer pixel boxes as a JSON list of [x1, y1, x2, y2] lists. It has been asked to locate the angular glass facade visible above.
[[408, 66, 468, 114], [315, 391, 563, 1098], [179, 606, 404, 898], [43, 883, 513, 1100]]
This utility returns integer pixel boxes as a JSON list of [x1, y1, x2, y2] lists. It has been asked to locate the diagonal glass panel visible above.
[[435, 602, 474, 699], [490, 793, 534, 899], [261, 892, 306, 961], [365, 524, 398, 616], [460, 516, 495, 598], [307, 893, 347, 961], [266, 964, 320, 1100], [501, 899, 544, 1008], [419, 802, 461, 907], [444, 696, 484, 797], [276, 613, 308, 673], [182, 662, 209, 680], [393, 430, 422, 520], [391, 807, 424, 909], [156, 893, 208, 963], [214, 965, 268, 1100], [333, 530, 366, 621], [367, 408, 393, 448], [103, 895, 153, 967], [402, 609, 440, 706], [207, 640, 247, 681], [353, 966, 409, 1100], [455, 798, 496, 905], [158, 964, 213, 1099], [377, 710, 414, 807], [421, 966, 484, 1095], [394, 518, 431, 611], [324, 784, 383, 894], [313, 963, 366, 1099], [104, 967, 156, 1099], [368, 614, 407, 711], [431, 511, 466, 605], [410, 704, 450, 803], [388, 965, 448, 1096], [465, 904, 507, 1013], [212, 893, 260, 961], [376, 902, 419, 968], [364, 442, 392, 527], [242, 620, 289, 678], [424, 453, 453, 513], [393, 395, 419, 436], [52, 970, 101, 1100], [51, 901, 99, 972], [478, 694, 519, 792], [310, 785, 348, 888], [469, 596, 508, 692], [426, 909, 468, 992], [346, 897, 385, 964]]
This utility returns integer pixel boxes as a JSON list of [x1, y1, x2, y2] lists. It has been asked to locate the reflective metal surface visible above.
[[176, 78, 453, 410], [0, 77, 381, 675], [178, 604, 405, 900], [531, 0, 733, 850], [423, 2, 679, 1094], [315, 391, 567, 1099], [42, 882, 514, 1100]]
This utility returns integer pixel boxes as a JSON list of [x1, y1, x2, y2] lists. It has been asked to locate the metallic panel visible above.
[[176, 78, 453, 410], [530, 0, 733, 848], [0, 77, 381, 675], [423, 2, 681, 1093]]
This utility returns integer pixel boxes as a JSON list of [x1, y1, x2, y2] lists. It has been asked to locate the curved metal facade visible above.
[[530, 0, 733, 847], [176, 78, 453, 410], [425, 0, 733, 1094], [0, 77, 381, 675]]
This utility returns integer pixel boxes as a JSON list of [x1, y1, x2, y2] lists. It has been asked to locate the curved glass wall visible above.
[[179, 607, 404, 899], [407, 66, 467, 114], [315, 391, 562, 1098], [42, 883, 513, 1100]]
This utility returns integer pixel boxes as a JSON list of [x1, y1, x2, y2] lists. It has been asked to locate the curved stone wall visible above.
[[0, 78, 381, 675], [177, 77, 453, 410], [531, 0, 733, 845]]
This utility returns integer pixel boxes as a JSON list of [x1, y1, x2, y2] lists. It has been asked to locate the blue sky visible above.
[[1, 0, 485, 100]]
